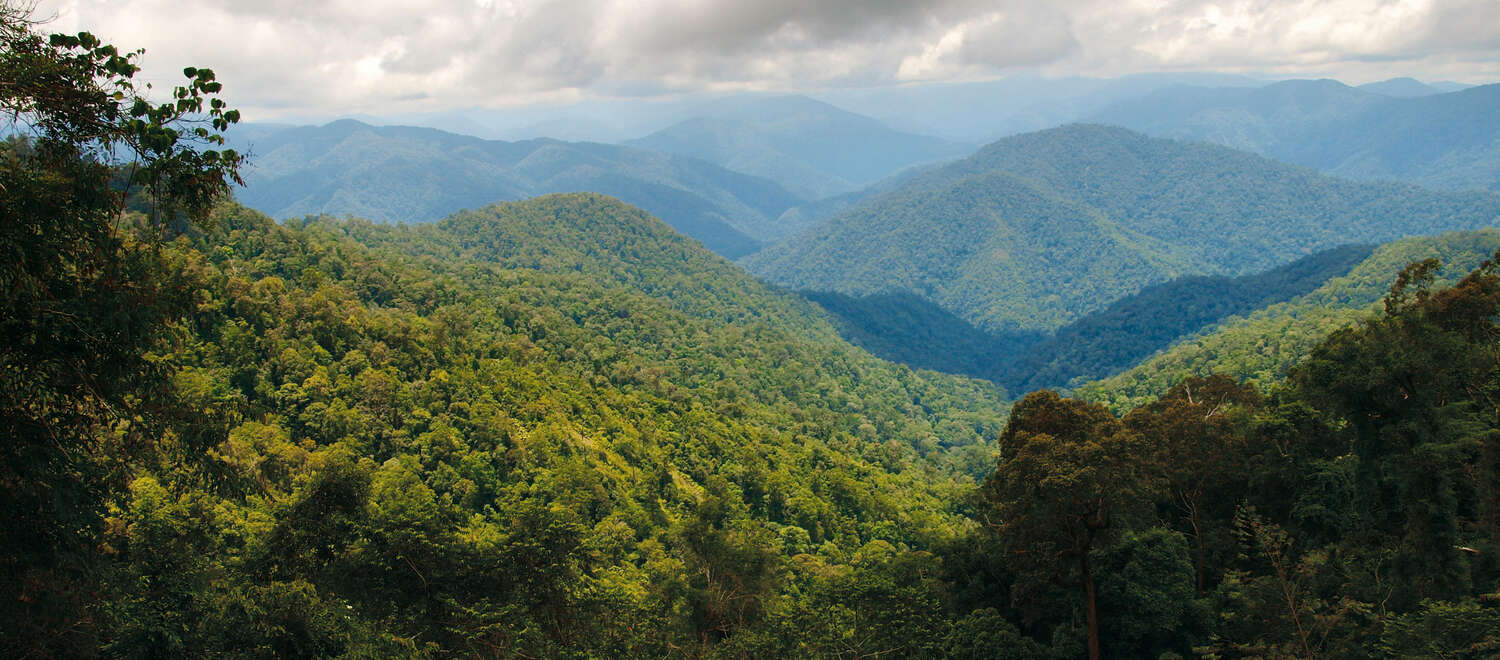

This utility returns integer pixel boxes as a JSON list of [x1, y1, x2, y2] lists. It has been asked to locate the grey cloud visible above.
[[1410, 0, 1500, 54], [957, 4, 1077, 68], [614, 0, 984, 55], [35, 0, 1500, 119]]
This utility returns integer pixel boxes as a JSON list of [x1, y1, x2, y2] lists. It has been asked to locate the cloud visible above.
[[30, 0, 1500, 119]]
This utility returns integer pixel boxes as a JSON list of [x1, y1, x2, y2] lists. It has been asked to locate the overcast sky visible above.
[[33, 0, 1500, 121]]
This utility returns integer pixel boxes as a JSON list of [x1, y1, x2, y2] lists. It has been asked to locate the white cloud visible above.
[[29, 0, 1500, 120]]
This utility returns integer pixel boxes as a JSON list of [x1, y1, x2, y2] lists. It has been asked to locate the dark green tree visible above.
[[1290, 255, 1500, 606], [1124, 374, 1261, 596], [980, 390, 1152, 660]]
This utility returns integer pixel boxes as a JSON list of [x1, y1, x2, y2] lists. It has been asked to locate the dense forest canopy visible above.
[[1080, 229, 1500, 412]]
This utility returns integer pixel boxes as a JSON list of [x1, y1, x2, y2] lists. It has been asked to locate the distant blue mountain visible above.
[[1092, 79, 1500, 192], [1358, 77, 1446, 98], [628, 95, 970, 200], [233, 120, 806, 258]]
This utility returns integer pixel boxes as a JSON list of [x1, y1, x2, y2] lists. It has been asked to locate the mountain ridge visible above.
[[628, 95, 970, 202], [1092, 81, 1500, 192], [234, 119, 809, 258], [745, 124, 1500, 333]]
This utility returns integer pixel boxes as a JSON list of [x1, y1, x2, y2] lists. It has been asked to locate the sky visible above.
[[31, 0, 1500, 121]]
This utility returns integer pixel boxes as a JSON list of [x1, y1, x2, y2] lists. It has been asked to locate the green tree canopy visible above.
[[980, 390, 1152, 660]]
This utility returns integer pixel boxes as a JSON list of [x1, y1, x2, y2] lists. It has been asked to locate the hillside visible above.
[[800, 244, 1376, 394], [45, 193, 1013, 655], [1094, 80, 1500, 192], [996, 243, 1378, 393], [801, 290, 1044, 383], [744, 124, 1500, 333], [628, 95, 968, 201], [234, 120, 806, 258], [1077, 229, 1500, 411]]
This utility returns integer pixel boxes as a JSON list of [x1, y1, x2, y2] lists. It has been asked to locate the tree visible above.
[[980, 391, 1152, 660], [1124, 374, 1261, 596], [0, 3, 242, 652], [1289, 256, 1500, 606]]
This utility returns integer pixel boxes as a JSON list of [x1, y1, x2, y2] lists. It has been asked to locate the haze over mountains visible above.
[[230, 74, 1500, 262], [1094, 80, 1500, 192], [230, 96, 978, 257], [627, 96, 969, 200], [233, 119, 800, 258]]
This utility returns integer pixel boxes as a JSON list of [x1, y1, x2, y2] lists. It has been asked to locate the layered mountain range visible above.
[[745, 124, 1500, 335], [233, 119, 801, 258], [1093, 80, 1500, 192]]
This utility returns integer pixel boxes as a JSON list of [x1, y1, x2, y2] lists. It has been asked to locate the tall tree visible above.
[[1124, 374, 1261, 596], [980, 391, 1152, 660], [0, 3, 242, 652]]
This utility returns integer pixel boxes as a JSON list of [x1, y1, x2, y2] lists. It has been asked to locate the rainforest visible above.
[[4, 3, 1500, 657]]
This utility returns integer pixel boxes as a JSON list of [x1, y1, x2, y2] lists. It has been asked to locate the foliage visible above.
[[979, 391, 1153, 659], [961, 255, 1500, 655], [9, 8, 1500, 655], [35, 192, 1007, 654], [0, 6, 241, 654]]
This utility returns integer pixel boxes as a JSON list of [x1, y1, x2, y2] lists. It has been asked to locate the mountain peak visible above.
[[1358, 77, 1443, 98], [322, 117, 374, 130]]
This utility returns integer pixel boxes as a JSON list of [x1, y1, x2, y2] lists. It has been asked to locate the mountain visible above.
[[798, 243, 1376, 394], [815, 72, 1268, 143], [1357, 77, 1447, 98], [800, 291, 1044, 383], [87, 193, 1011, 655], [744, 124, 1500, 334], [1092, 80, 1500, 192], [233, 119, 808, 258], [627, 95, 969, 201], [1077, 229, 1500, 411], [995, 243, 1378, 393]]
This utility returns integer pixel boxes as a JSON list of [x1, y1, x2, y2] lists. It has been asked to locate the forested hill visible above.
[[743, 124, 1500, 333], [14, 10, 1500, 655], [29, 192, 1014, 655], [233, 119, 806, 258], [1093, 80, 1500, 192], [1079, 228, 1500, 411], [799, 243, 1375, 393], [627, 95, 969, 201], [995, 242, 1378, 393], [108, 202, 1500, 656]]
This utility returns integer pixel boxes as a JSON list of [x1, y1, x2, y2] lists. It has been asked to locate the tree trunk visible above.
[[1189, 494, 1205, 597], [1082, 551, 1102, 660]]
